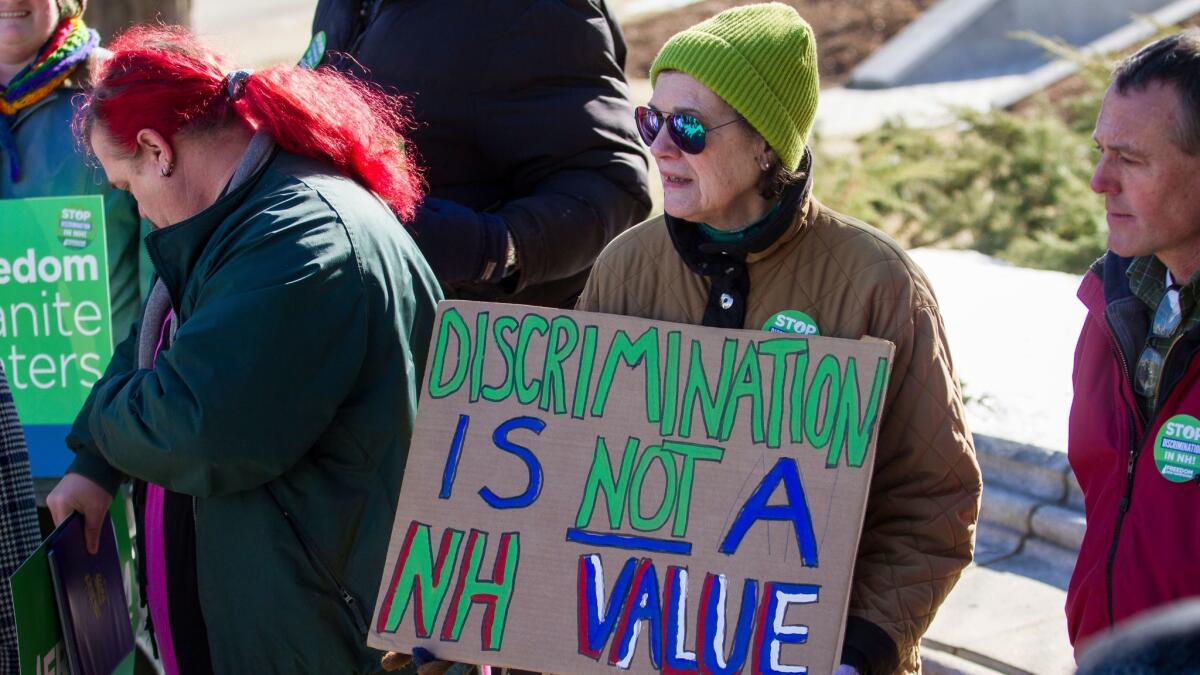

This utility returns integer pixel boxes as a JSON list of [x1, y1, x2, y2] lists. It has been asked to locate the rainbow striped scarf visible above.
[[0, 17, 99, 182]]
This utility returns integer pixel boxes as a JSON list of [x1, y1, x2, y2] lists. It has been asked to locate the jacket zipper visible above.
[[1103, 412, 1145, 628], [265, 486, 370, 636], [1101, 315, 1148, 629]]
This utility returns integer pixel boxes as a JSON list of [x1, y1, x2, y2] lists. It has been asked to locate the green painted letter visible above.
[[574, 436, 640, 529], [378, 522, 463, 635], [539, 316, 580, 415], [429, 308, 471, 398], [804, 354, 842, 450], [590, 328, 661, 424]]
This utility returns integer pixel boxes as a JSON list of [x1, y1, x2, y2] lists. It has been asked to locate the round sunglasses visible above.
[[634, 106, 742, 154]]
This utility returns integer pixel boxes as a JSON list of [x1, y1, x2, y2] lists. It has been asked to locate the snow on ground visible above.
[[908, 248, 1087, 452]]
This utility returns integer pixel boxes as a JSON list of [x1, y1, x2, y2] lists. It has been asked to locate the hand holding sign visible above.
[[369, 301, 893, 674]]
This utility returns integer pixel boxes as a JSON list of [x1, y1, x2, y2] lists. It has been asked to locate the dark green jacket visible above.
[[66, 150, 442, 673], [0, 61, 151, 336]]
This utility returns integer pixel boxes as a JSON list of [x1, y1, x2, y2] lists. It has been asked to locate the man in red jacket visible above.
[[1068, 30, 1200, 655]]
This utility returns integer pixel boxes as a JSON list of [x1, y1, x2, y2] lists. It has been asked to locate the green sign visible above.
[[1154, 414, 1200, 483], [0, 196, 112, 476], [10, 493, 138, 674]]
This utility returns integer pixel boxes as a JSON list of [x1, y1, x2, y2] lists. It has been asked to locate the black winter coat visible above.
[[313, 0, 652, 308]]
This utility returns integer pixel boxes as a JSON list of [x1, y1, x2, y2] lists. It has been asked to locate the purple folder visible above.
[[46, 512, 134, 675]]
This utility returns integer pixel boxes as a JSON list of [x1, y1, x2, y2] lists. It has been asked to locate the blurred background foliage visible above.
[[812, 30, 1169, 273]]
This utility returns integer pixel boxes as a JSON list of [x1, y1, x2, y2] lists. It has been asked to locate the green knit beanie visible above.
[[650, 2, 819, 170]]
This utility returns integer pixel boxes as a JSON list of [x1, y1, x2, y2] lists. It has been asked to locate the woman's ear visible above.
[[134, 129, 175, 177], [759, 145, 778, 172]]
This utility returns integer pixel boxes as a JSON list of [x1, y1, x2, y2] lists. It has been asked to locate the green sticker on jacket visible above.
[[1153, 414, 1200, 483], [299, 31, 327, 70], [763, 309, 820, 335]]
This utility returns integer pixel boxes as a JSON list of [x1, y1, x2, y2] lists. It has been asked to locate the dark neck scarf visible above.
[[665, 147, 814, 329], [0, 16, 99, 182]]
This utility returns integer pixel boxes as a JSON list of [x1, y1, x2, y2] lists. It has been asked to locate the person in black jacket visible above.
[[311, 0, 652, 308]]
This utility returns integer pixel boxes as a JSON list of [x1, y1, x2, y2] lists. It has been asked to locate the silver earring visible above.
[[160, 163, 174, 177]]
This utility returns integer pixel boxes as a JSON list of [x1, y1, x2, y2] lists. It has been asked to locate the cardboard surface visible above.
[[0, 196, 112, 477], [369, 301, 894, 674]]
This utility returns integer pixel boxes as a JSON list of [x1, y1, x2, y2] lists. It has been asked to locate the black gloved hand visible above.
[[409, 197, 509, 285]]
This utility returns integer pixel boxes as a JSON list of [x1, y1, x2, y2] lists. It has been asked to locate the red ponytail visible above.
[[77, 25, 423, 220]]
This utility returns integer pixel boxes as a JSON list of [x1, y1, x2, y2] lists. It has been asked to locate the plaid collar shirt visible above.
[[1127, 255, 1200, 332], [1126, 256, 1200, 420]]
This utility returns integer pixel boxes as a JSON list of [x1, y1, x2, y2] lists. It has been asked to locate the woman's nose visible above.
[[649, 123, 680, 160]]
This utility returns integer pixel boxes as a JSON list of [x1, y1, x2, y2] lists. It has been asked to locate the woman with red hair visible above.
[[45, 26, 441, 673]]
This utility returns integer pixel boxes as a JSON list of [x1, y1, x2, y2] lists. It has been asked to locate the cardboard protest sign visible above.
[[369, 301, 894, 674], [0, 196, 112, 477]]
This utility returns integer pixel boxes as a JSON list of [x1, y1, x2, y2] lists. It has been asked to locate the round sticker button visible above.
[[1153, 414, 1200, 483], [763, 310, 820, 335]]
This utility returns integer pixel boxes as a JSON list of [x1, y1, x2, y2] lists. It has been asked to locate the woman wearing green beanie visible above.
[[578, 4, 982, 674]]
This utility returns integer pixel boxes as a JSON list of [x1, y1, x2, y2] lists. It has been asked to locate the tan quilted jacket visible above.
[[577, 197, 982, 675]]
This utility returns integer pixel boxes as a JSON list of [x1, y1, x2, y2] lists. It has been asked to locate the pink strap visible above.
[[154, 309, 174, 362], [145, 484, 179, 675], [144, 308, 180, 675]]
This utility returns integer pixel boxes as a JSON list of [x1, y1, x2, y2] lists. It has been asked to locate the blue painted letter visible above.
[[697, 574, 757, 674], [439, 415, 470, 499], [662, 566, 698, 673], [752, 582, 819, 674], [576, 554, 637, 659], [607, 559, 663, 669], [479, 416, 545, 509], [719, 457, 818, 566]]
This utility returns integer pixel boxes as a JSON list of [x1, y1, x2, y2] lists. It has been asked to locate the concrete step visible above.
[[819, 1, 1200, 137], [850, 0, 1200, 88], [973, 433, 1085, 569], [979, 483, 1084, 552], [974, 434, 1080, 507], [914, 436, 1083, 675]]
